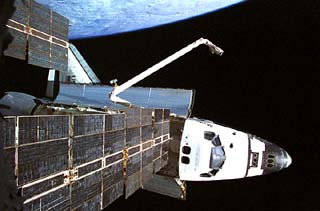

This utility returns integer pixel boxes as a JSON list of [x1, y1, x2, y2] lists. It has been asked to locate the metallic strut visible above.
[[109, 37, 223, 105]]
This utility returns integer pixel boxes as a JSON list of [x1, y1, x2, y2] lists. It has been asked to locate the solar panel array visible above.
[[1, 108, 170, 210], [4, 0, 69, 72]]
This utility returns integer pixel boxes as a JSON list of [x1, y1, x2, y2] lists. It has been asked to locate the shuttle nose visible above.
[[261, 140, 292, 175], [283, 151, 292, 168]]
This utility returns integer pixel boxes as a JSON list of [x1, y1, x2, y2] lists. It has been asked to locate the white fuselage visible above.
[[178, 118, 283, 181]]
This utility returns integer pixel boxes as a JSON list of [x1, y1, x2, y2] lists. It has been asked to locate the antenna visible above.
[[109, 38, 223, 105]]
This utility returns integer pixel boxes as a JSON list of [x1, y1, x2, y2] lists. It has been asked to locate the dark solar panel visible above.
[[29, 1, 51, 34], [141, 108, 153, 125], [154, 122, 163, 138], [78, 160, 102, 177], [105, 113, 125, 131], [28, 36, 51, 68], [23, 185, 71, 211], [18, 138, 69, 186], [73, 134, 103, 166], [3, 148, 15, 173], [74, 115, 104, 136], [38, 116, 69, 140], [142, 125, 153, 142], [163, 121, 170, 135], [142, 148, 154, 185], [51, 11, 69, 42], [164, 109, 170, 121], [126, 127, 140, 148], [22, 174, 65, 199], [125, 153, 142, 198], [12, 0, 28, 25], [125, 108, 141, 128], [71, 171, 102, 210], [50, 43, 68, 71], [0, 117, 16, 148], [5, 0, 69, 71], [154, 109, 163, 123], [102, 177, 123, 208], [18, 116, 37, 145], [18, 115, 69, 144], [3, 28, 27, 60], [2, 107, 170, 209], [105, 130, 125, 155]]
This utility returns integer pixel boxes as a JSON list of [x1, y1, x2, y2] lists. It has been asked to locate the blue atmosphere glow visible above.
[[36, 0, 245, 39]]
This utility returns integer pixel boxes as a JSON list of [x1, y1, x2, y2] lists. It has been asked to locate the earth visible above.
[[35, 0, 244, 39]]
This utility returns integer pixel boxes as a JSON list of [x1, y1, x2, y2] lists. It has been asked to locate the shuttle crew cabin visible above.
[[179, 118, 292, 181]]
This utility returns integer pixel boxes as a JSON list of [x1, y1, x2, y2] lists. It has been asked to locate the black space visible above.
[[71, 0, 319, 210], [0, 0, 319, 210]]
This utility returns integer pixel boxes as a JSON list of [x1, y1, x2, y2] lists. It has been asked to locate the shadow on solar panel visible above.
[[1, 106, 178, 210]]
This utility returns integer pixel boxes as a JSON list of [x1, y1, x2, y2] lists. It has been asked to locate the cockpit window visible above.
[[204, 131, 221, 146], [200, 169, 219, 178], [210, 146, 226, 170], [204, 131, 215, 140], [200, 173, 211, 177], [212, 136, 222, 146], [182, 146, 191, 154], [181, 156, 190, 164]]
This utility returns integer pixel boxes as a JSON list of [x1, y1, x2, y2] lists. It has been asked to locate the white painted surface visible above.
[[179, 118, 267, 181], [48, 69, 56, 81], [246, 136, 265, 177], [68, 48, 92, 84]]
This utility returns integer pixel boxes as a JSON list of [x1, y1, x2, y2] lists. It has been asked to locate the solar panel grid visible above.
[[126, 127, 140, 148], [51, 11, 69, 42], [123, 108, 142, 199], [23, 185, 70, 211], [105, 113, 125, 131], [141, 125, 152, 142], [72, 134, 103, 167], [50, 44, 68, 71], [74, 115, 105, 136], [29, 1, 51, 35], [5, 0, 69, 71], [102, 181, 123, 209], [153, 109, 171, 173], [28, 36, 51, 68], [154, 122, 163, 138], [105, 152, 123, 166], [3, 28, 27, 60], [17, 138, 69, 186], [77, 160, 102, 177], [0, 117, 16, 148], [12, 1, 28, 25], [22, 174, 65, 199], [1, 107, 170, 210], [18, 115, 69, 145], [71, 171, 102, 210], [3, 148, 16, 175], [38, 116, 69, 141], [104, 130, 125, 155]]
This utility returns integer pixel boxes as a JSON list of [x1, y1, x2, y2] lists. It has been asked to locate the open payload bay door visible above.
[[55, 83, 195, 118]]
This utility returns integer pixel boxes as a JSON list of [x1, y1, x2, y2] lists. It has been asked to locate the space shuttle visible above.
[[0, 1, 291, 209]]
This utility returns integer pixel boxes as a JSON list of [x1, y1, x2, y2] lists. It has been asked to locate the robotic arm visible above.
[[109, 37, 223, 105]]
